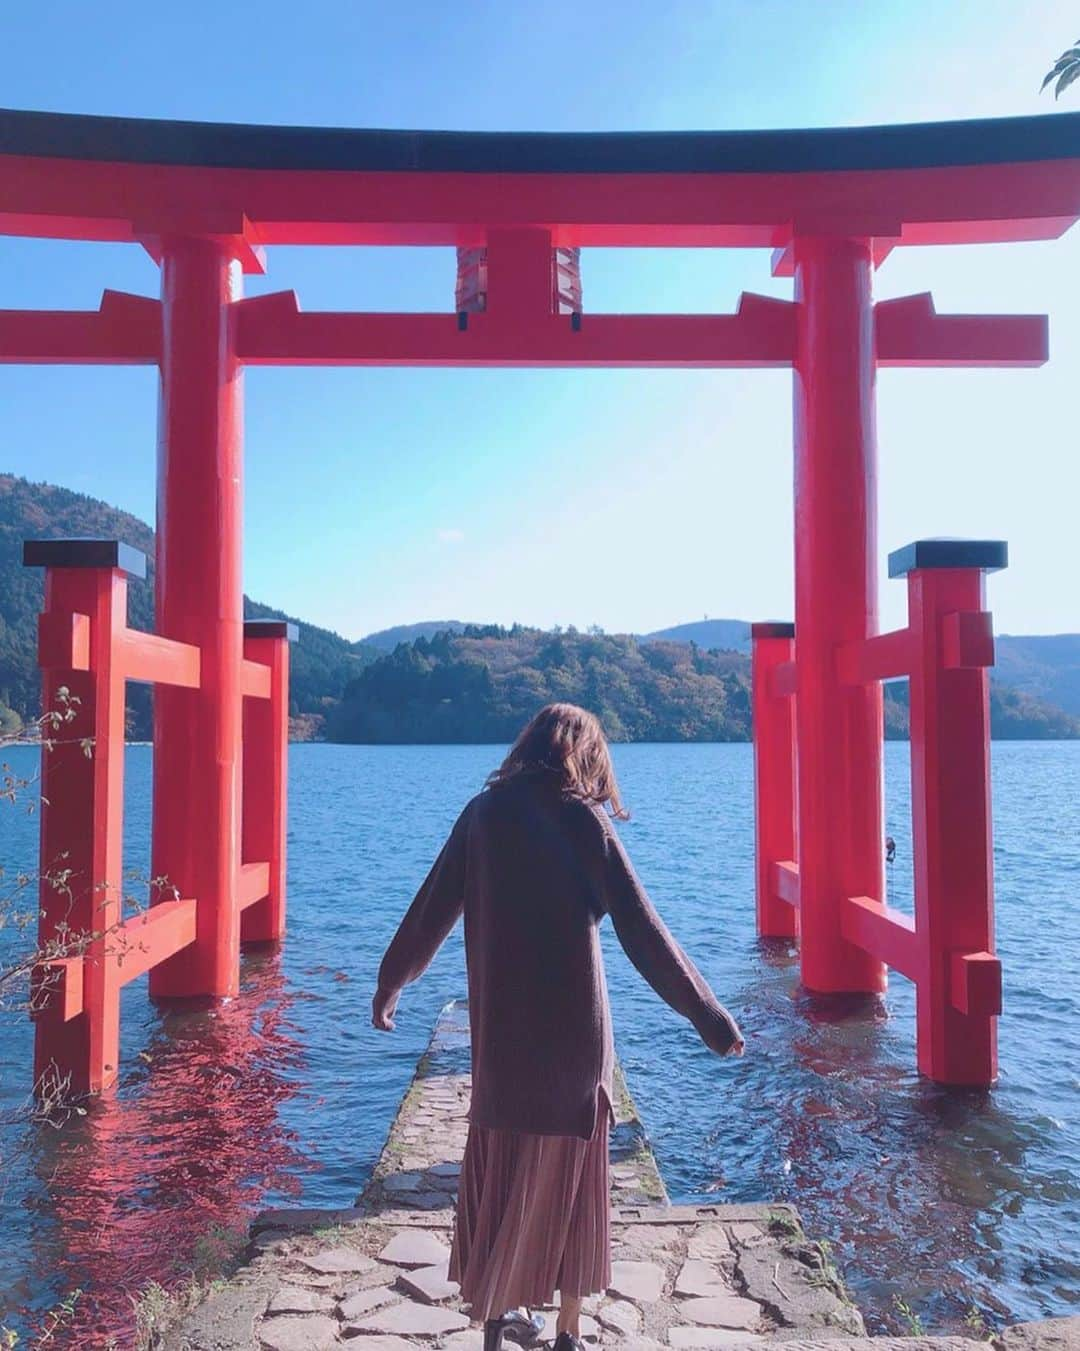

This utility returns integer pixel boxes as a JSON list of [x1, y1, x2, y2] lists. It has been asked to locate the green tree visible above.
[[1043, 39, 1080, 98]]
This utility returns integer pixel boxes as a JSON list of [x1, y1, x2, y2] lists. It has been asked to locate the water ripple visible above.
[[0, 741, 1077, 1342]]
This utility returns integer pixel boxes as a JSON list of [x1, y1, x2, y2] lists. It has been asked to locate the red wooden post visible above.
[[792, 235, 886, 995], [151, 237, 245, 1000], [22, 540, 143, 1096], [751, 622, 798, 940], [484, 227, 557, 322], [891, 538, 1006, 1085], [240, 621, 296, 944]]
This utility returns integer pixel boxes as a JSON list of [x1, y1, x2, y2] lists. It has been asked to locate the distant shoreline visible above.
[[6, 735, 1080, 750], [295, 736, 1080, 747]]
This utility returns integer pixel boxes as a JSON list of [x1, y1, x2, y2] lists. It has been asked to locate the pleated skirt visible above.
[[448, 1116, 611, 1321]]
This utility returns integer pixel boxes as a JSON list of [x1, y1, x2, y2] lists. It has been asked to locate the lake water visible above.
[[1, 742, 1078, 1345]]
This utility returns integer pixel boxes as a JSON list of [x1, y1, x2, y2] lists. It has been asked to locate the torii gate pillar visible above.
[[150, 237, 245, 1000], [793, 236, 887, 995]]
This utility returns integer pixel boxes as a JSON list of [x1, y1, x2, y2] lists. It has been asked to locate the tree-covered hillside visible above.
[[0, 474, 375, 737], [330, 626, 754, 743], [3, 475, 1078, 744], [648, 622, 1080, 715], [884, 678, 1080, 742], [994, 633, 1080, 716], [329, 624, 1080, 743], [362, 620, 471, 652], [644, 618, 752, 653]]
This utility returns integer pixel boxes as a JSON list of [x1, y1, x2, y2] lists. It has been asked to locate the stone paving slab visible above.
[[174, 1000, 1072, 1351], [599, 1301, 645, 1337], [995, 1319, 1080, 1351], [399, 1262, 461, 1304], [675, 1260, 735, 1298], [340, 1287, 401, 1320], [696, 1344, 975, 1351], [257, 1314, 341, 1350], [265, 1288, 336, 1316], [609, 1261, 667, 1305], [677, 1296, 762, 1331], [668, 1332, 765, 1348], [299, 1248, 378, 1276], [379, 1232, 453, 1268], [349, 1300, 472, 1336]]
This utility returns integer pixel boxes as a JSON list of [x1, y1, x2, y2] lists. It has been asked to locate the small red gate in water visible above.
[[23, 539, 293, 1096], [753, 538, 1005, 1085]]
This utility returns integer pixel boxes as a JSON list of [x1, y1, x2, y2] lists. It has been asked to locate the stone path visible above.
[[164, 1002, 1078, 1351], [168, 1002, 858, 1349], [361, 1002, 669, 1220]]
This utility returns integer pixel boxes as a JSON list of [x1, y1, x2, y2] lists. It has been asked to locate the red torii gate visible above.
[[3, 107, 1075, 1095]]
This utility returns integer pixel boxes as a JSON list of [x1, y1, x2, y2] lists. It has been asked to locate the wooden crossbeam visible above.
[[120, 630, 201, 688], [233, 286, 1046, 369], [241, 659, 272, 699], [942, 611, 995, 669], [37, 608, 199, 688], [39, 900, 199, 1019], [875, 292, 1047, 367], [772, 860, 801, 908], [35, 957, 84, 1023], [841, 895, 920, 981], [109, 899, 198, 987], [37, 610, 91, 670], [0, 285, 1046, 371], [234, 289, 798, 368], [950, 950, 1002, 1017], [837, 627, 913, 685], [239, 862, 271, 911], [0, 289, 161, 363]]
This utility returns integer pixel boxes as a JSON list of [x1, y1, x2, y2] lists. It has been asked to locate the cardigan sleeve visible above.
[[596, 810, 741, 1056], [376, 806, 469, 998]]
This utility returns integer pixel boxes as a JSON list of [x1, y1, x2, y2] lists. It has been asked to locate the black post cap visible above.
[[887, 538, 1008, 579], [22, 538, 147, 579], [751, 621, 795, 640], [244, 620, 299, 642]]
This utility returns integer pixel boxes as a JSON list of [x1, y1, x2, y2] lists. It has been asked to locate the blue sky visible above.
[[0, 1, 1077, 639]]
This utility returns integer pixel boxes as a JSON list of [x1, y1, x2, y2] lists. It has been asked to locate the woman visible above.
[[373, 704, 744, 1351]]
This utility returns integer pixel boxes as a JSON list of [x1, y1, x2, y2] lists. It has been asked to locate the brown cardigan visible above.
[[376, 771, 740, 1140]]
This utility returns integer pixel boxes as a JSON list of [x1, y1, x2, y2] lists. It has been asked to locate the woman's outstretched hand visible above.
[[694, 1004, 746, 1058], [372, 987, 400, 1032]]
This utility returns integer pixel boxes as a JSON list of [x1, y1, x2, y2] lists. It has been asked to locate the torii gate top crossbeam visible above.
[[1, 107, 1079, 249]]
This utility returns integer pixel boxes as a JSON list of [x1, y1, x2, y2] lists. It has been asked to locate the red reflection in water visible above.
[[763, 966, 1026, 1332], [20, 952, 311, 1347]]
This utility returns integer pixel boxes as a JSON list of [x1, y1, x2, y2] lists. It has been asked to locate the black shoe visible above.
[[552, 1334, 584, 1351], [484, 1310, 545, 1351]]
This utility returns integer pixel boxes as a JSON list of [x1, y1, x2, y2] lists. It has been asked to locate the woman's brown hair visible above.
[[487, 702, 628, 819]]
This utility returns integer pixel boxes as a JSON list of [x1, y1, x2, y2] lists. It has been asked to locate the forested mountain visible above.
[[644, 619, 752, 653], [330, 626, 754, 743], [330, 624, 1080, 744], [0, 474, 376, 738], [644, 620, 1080, 718], [3, 475, 1078, 744], [362, 620, 471, 652], [883, 678, 1079, 742], [995, 633, 1080, 716]]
